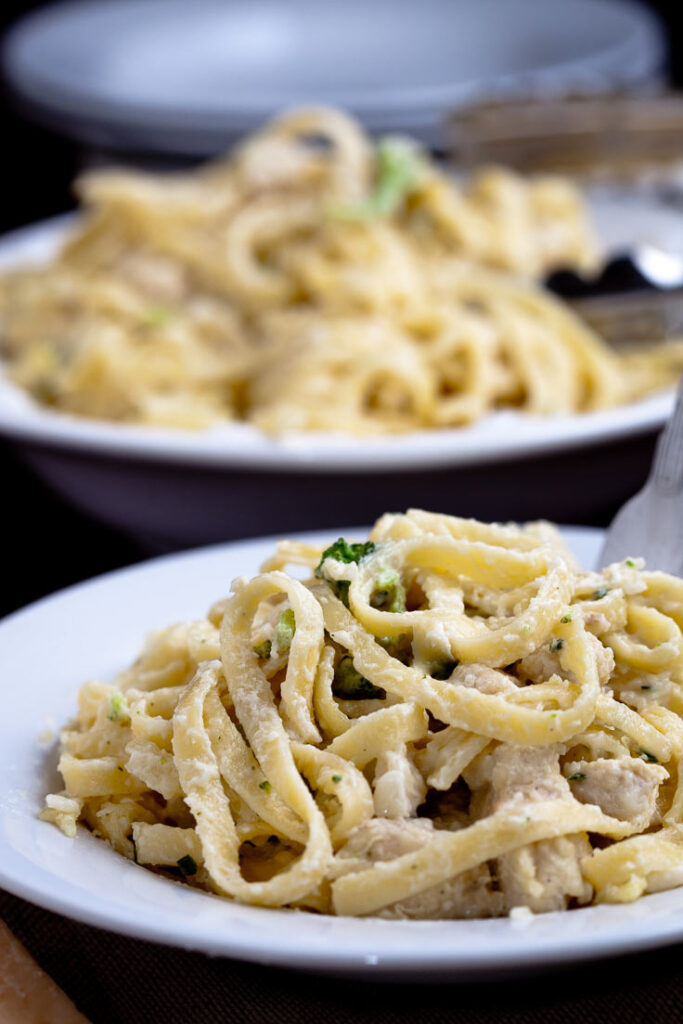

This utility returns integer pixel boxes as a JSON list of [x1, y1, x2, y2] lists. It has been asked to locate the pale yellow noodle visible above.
[[42, 509, 683, 919], [3, 108, 682, 434]]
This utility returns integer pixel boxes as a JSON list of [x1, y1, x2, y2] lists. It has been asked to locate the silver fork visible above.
[[599, 376, 683, 573]]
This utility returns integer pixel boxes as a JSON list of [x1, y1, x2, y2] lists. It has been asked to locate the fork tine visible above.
[[650, 374, 683, 495]]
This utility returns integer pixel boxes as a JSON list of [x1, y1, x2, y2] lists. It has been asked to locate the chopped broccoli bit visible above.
[[314, 538, 376, 606], [641, 685, 652, 691], [625, 559, 636, 567], [141, 305, 174, 328], [331, 774, 342, 783], [330, 138, 421, 220], [334, 581, 352, 606], [560, 613, 572, 623], [639, 751, 658, 763], [376, 634, 411, 663], [259, 780, 272, 793], [550, 638, 565, 652], [370, 567, 406, 613], [333, 656, 386, 700], [430, 660, 459, 680], [592, 587, 609, 600], [375, 567, 400, 588], [276, 608, 296, 652], [176, 854, 198, 877], [253, 639, 272, 660], [568, 773, 587, 781], [107, 693, 130, 723]]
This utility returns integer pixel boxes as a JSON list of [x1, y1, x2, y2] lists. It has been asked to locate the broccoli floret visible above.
[[315, 538, 376, 573], [332, 655, 386, 700], [315, 538, 376, 606], [276, 608, 296, 652], [370, 568, 406, 614]]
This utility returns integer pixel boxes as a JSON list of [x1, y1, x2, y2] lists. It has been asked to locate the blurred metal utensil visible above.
[[548, 244, 683, 347], [571, 289, 683, 349], [633, 243, 683, 290], [600, 376, 683, 572], [448, 92, 683, 183]]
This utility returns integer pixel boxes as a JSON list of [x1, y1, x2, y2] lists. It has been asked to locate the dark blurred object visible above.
[[548, 254, 666, 297], [548, 241, 683, 294], [449, 91, 683, 179]]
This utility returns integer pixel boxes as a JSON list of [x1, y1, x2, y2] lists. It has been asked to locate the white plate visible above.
[[7, 523, 683, 979], [0, 214, 677, 475], [2, 0, 664, 152]]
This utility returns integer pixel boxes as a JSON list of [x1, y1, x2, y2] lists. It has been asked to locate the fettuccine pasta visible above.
[[3, 107, 682, 434], [42, 509, 683, 918]]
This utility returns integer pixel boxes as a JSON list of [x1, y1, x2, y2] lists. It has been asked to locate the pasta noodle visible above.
[[42, 508, 683, 918], [2, 107, 682, 435]]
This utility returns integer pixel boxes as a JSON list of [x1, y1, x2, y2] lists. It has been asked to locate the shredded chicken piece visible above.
[[451, 663, 518, 695], [489, 745, 592, 912], [518, 633, 614, 688], [490, 744, 570, 807], [565, 756, 668, 831], [115, 251, 187, 303], [336, 818, 503, 919], [497, 833, 592, 914], [373, 746, 426, 819]]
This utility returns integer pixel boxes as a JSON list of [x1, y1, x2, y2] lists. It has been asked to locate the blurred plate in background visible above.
[[0, 214, 674, 548], [2, 0, 665, 154]]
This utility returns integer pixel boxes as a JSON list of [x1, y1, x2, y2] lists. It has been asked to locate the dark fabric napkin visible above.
[[2, 887, 682, 1024]]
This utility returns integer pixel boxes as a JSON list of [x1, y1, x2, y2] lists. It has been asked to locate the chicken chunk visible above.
[[373, 747, 426, 819], [518, 632, 614, 688], [450, 663, 517, 695], [336, 818, 503, 919], [564, 756, 668, 832], [490, 743, 570, 807], [489, 744, 592, 912]]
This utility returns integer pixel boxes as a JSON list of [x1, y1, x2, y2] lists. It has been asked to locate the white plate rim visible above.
[[4, 524, 683, 978], [0, 216, 675, 475]]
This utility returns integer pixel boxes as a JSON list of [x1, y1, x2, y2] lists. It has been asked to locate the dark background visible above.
[[0, 0, 681, 619]]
